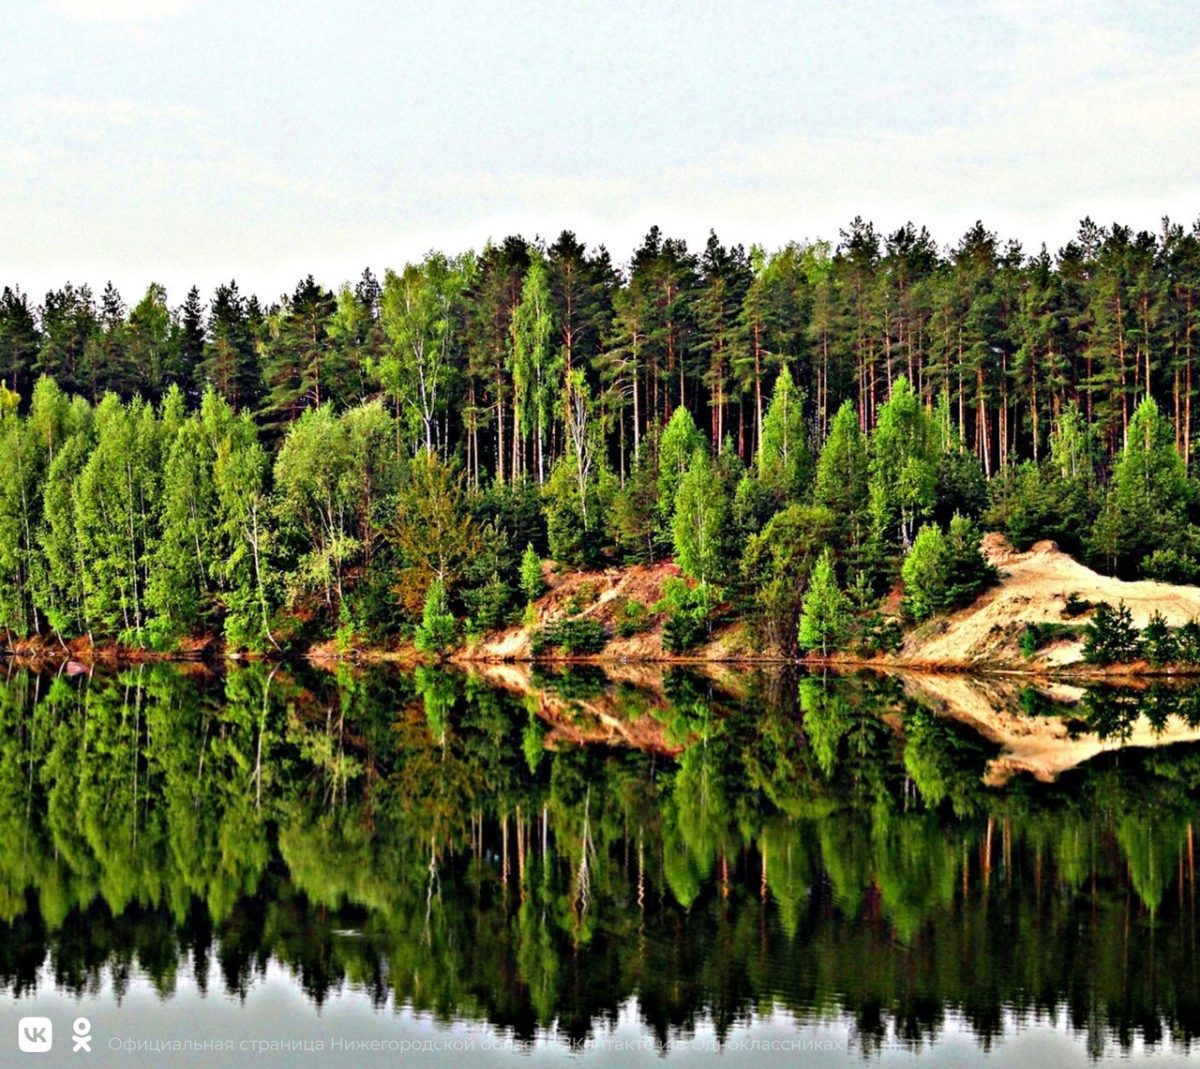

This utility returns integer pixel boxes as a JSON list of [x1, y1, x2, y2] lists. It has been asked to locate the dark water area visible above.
[[0, 662, 1197, 1066]]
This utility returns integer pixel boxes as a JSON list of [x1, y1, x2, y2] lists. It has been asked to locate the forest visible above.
[[1, 216, 1199, 654]]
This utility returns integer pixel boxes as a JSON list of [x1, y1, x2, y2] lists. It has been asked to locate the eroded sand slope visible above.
[[898, 534, 1200, 669]]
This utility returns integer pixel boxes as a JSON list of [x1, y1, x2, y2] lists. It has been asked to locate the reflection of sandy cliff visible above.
[[898, 671, 1200, 785], [470, 660, 1200, 787], [465, 661, 687, 756]]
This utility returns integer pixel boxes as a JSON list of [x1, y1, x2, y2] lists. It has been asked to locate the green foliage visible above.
[[813, 399, 869, 549], [462, 571, 513, 633], [543, 453, 615, 568], [853, 613, 904, 657], [414, 579, 457, 656], [1082, 601, 1141, 665], [1141, 611, 1178, 667], [615, 598, 651, 637], [1143, 546, 1200, 585], [519, 542, 546, 603], [609, 442, 660, 562], [1063, 592, 1094, 617], [530, 616, 608, 655], [869, 376, 938, 552], [1019, 621, 1086, 660], [389, 451, 481, 617], [740, 504, 836, 656], [756, 365, 810, 500], [657, 406, 706, 541], [798, 548, 850, 655], [672, 448, 731, 585], [1090, 397, 1197, 578], [654, 579, 712, 654], [8, 217, 1200, 658], [1175, 619, 1200, 664], [509, 256, 560, 482], [1018, 623, 1041, 660], [901, 514, 996, 622], [375, 253, 466, 452]]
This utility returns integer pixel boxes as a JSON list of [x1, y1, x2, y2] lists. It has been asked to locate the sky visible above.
[[1, 0, 1198, 305]]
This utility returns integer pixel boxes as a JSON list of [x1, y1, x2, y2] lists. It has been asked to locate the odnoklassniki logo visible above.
[[17, 1017, 52, 1053]]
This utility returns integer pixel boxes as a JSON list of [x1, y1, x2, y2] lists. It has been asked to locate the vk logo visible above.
[[17, 1017, 52, 1053]]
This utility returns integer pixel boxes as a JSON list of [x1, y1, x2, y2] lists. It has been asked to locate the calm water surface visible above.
[[0, 663, 1197, 1066]]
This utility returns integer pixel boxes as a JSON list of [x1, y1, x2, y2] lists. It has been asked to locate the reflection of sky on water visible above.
[[0, 961, 1184, 1068]]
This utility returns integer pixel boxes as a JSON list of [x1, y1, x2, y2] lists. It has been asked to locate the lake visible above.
[[0, 661, 1197, 1066]]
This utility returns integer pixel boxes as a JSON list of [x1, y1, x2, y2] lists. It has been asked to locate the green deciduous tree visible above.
[[672, 448, 730, 586], [740, 504, 836, 655], [756, 365, 810, 502], [378, 254, 465, 456], [869, 376, 938, 551], [657, 405, 706, 541]]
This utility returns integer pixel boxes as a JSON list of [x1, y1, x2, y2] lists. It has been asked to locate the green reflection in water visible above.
[[0, 662, 1197, 1058]]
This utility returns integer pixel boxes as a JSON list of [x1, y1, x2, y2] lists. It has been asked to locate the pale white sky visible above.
[[1, 0, 1198, 306]]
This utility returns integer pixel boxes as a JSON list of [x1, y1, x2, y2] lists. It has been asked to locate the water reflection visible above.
[[0, 662, 1197, 1058]]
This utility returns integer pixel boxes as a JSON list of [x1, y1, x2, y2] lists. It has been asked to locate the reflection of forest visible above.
[[0, 664, 1197, 1057]]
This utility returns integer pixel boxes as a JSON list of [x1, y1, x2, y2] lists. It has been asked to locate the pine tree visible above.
[[798, 547, 850, 655], [1090, 396, 1193, 576], [204, 282, 261, 415], [263, 275, 340, 427], [0, 287, 40, 401], [414, 579, 456, 656], [171, 285, 207, 402], [510, 256, 558, 482], [520, 542, 545, 603]]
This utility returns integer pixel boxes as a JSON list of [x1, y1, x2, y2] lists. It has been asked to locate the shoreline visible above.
[[7, 636, 1200, 681]]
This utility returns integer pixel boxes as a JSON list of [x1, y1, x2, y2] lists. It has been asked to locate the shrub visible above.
[[520, 542, 546, 603], [1063, 592, 1094, 618], [853, 613, 904, 657], [1176, 619, 1200, 664], [531, 617, 608, 656], [901, 513, 996, 622], [1018, 623, 1042, 660], [1143, 547, 1200, 584], [1082, 601, 1140, 665], [654, 579, 712, 654], [414, 580, 457, 656], [1141, 610, 1178, 666], [1018, 621, 1086, 659], [615, 598, 651, 637], [463, 571, 513, 632]]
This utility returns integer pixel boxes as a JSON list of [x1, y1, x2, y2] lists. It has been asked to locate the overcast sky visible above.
[[1, 0, 1198, 305]]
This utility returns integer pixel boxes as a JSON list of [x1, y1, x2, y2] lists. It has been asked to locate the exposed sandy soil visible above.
[[897, 670, 1200, 784], [464, 559, 773, 663], [893, 533, 1200, 671]]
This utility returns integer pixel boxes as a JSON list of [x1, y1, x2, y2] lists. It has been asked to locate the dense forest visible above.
[[2, 217, 1199, 654]]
